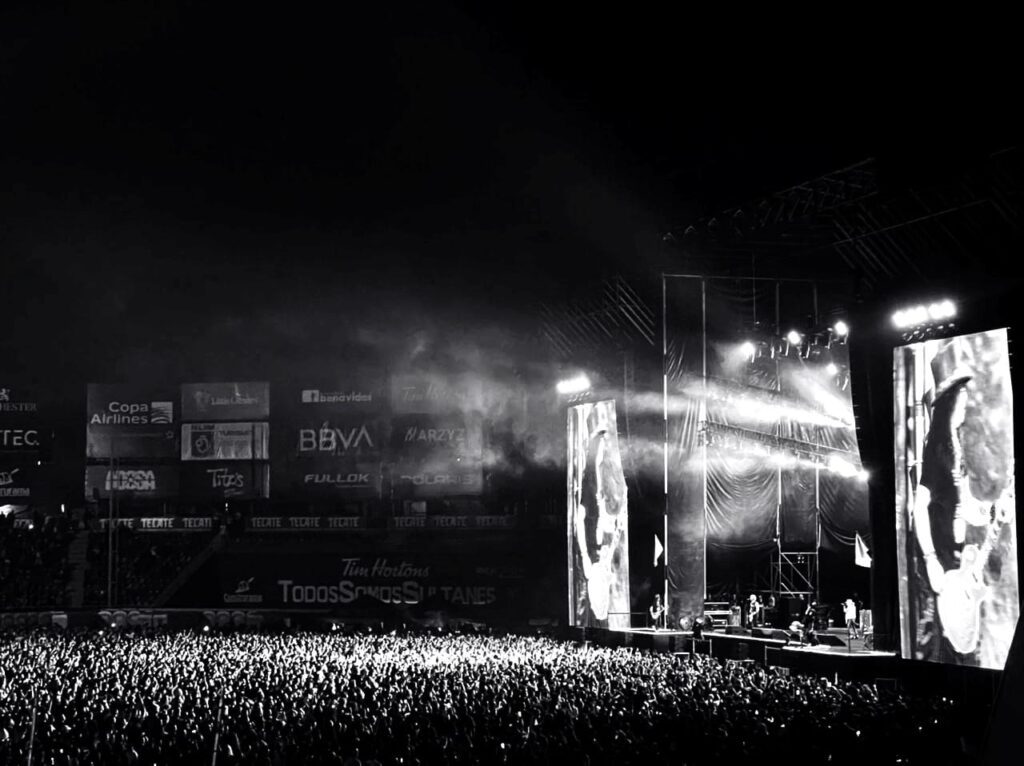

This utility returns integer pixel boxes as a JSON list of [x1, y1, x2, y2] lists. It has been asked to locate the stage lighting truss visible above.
[[701, 421, 865, 479], [565, 390, 593, 405], [897, 323, 958, 344], [892, 300, 957, 342], [739, 332, 849, 390]]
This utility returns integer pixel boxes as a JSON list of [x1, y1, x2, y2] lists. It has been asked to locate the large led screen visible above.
[[568, 400, 630, 629], [895, 328, 1018, 669]]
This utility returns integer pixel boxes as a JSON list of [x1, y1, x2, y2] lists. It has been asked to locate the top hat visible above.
[[928, 338, 973, 405]]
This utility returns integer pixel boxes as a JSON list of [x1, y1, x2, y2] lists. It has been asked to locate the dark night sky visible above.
[[3, 3, 1019, 384]]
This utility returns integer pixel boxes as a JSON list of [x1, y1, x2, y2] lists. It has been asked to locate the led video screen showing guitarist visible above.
[[567, 400, 630, 629], [894, 329, 1018, 669]]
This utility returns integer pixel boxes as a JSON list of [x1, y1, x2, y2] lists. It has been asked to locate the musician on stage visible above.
[[649, 593, 666, 630], [746, 594, 763, 628], [912, 338, 1016, 667], [843, 596, 861, 639], [801, 599, 818, 645]]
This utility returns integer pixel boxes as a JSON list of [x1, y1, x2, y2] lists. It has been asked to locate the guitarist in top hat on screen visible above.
[[912, 337, 1016, 667]]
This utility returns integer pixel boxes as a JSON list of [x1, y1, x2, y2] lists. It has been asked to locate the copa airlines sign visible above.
[[88, 401, 173, 426]]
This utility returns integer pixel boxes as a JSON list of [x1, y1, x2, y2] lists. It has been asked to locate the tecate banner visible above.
[[181, 382, 270, 422], [181, 422, 269, 461], [86, 384, 177, 458], [85, 465, 180, 500], [181, 462, 270, 500]]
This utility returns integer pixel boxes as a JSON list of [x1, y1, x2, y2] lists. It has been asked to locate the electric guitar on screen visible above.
[[936, 473, 1015, 655]]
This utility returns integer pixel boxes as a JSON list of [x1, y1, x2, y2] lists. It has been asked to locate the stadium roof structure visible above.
[[538, 275, 657, 359], [665, 146, 1022, 297], [539, 146, 1022, 359]]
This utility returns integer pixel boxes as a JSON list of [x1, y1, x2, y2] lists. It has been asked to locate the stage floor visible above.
[[618, 626, 889, 650], [599, 625, 897, 669]]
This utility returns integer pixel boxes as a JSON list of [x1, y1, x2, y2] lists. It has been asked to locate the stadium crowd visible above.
[[0, 630, 967, 765], [0, 516, 73, 608], [83, 528, 215, 607]]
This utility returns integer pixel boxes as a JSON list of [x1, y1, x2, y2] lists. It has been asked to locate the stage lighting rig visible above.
[[892, 300, 956, 341], [556, 374, 591, 395]]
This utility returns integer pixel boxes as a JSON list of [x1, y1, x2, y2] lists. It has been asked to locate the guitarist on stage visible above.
[[649, 593, 666, 630], [912, 338, 1016, 666]]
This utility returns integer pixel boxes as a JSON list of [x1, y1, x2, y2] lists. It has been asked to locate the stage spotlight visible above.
[[740, 341, 756, 358], [893, 299, 955, 329], [858, 469, 870, 482], [832, 320, 849, 337], [929, 300, 956, 320], [786, 330, 802, 346], [825, 363, 839, 376], [556, 374, 591, 395], [828, 455, 858, 478]]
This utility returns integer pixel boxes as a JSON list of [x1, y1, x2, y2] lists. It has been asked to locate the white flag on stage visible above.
[[654, 534, 664, 566], [855, 531, 872, 568]]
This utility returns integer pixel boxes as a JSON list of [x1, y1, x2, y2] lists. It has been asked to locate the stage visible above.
[[570, 625, 899, 681]]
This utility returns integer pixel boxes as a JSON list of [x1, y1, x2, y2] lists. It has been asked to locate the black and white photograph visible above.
[[2, 4, 1022, 764]]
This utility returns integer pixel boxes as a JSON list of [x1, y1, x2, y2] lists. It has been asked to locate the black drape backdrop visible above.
[[848, 306, 898, 651], [666, 276, 870, 624]]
